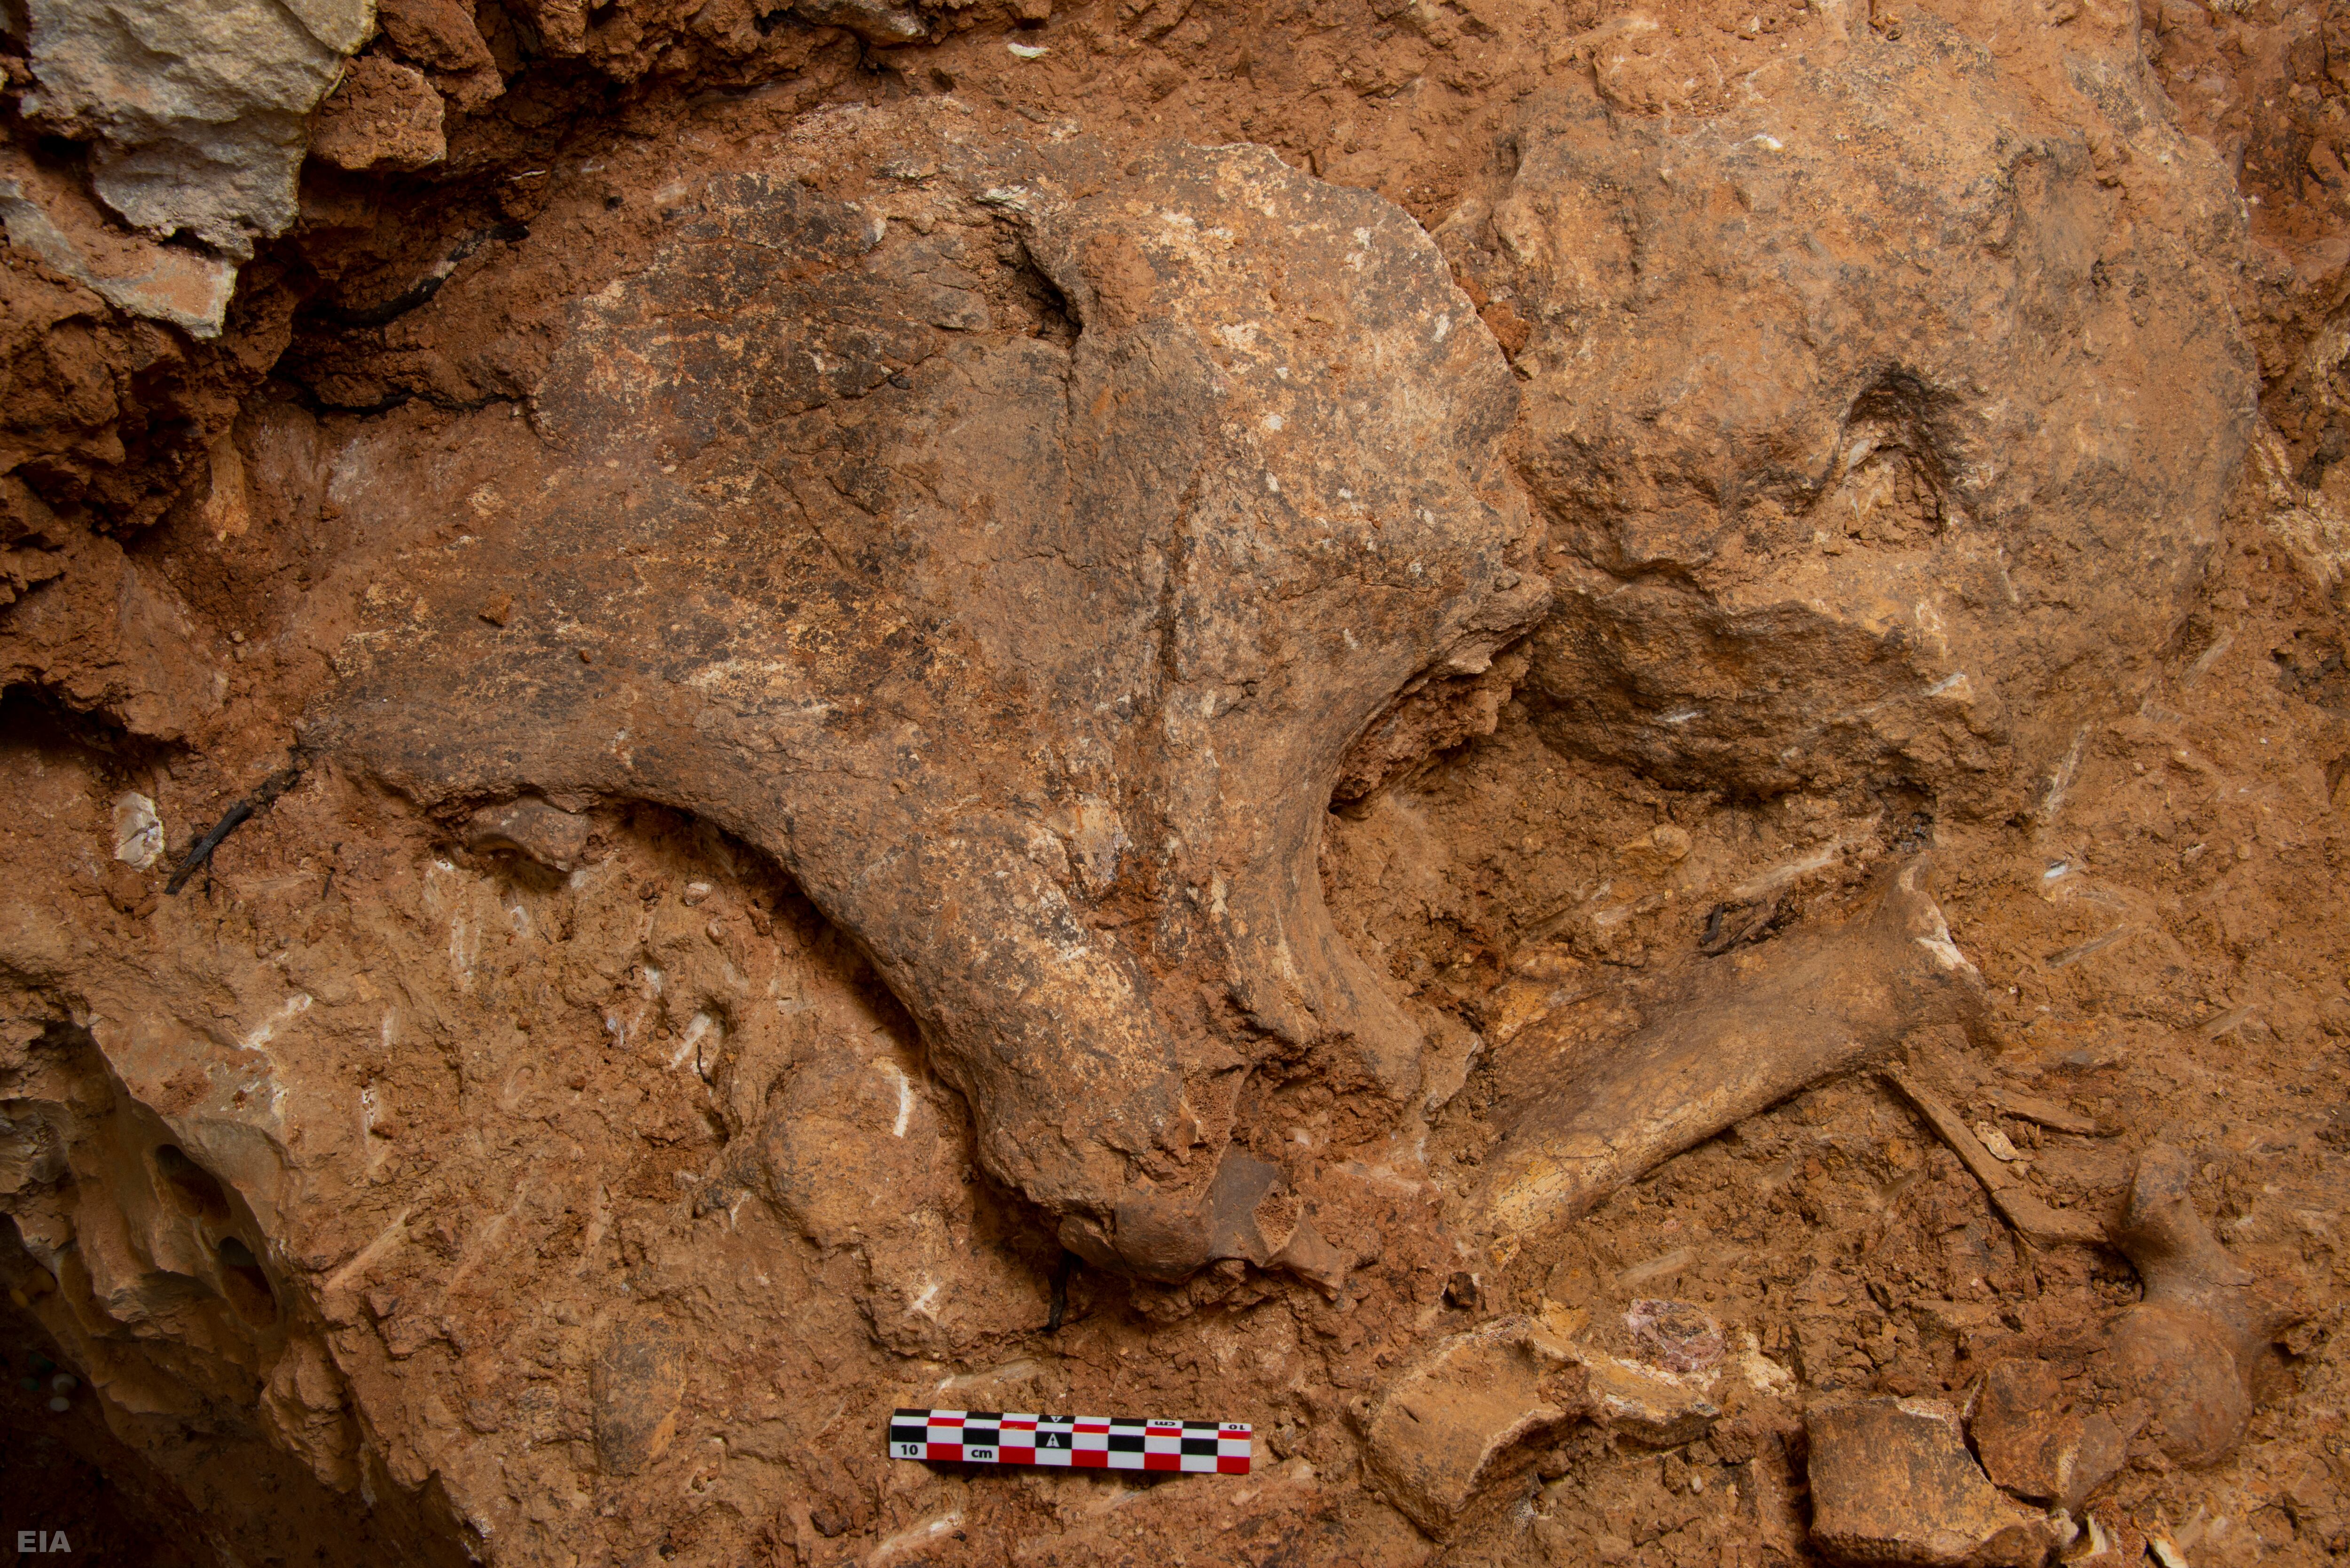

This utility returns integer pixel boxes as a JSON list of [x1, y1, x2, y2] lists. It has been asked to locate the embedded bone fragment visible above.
[[1884, 1068, 2106, 1246], [462, 796, 590, 873], [1481, 861, 1983, 1238], [1576, 1350, 1719, 1449], [1365, 1317, 1586, 1536], [590, 1314, 685, 1475], [314, 106, 1549, 1283], [2095, 1142, 2298, 1467]]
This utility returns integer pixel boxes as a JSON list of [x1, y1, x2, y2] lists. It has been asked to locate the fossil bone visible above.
[[309, 111, 1549, 1280], [1480, 859, 1986, 1240], [2095, 1141, 2299, 1467]]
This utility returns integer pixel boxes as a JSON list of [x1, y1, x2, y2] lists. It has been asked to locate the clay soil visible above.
[[5, 1, 2350, 1566]]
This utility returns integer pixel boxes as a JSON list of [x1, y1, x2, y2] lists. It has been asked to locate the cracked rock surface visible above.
[[1440, 8, 2256, 814]]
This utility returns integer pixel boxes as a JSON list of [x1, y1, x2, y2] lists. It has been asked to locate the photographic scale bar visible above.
[[887, 1409, 1252, 1474]]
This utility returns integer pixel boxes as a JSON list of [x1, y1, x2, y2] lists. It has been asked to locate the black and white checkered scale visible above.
[[887, 1410, 1253, 1474]]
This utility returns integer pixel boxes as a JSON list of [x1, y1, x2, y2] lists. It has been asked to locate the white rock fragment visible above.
[[21, 0, 377, 260], [0, 149, 237, 337], [1735, 1329, 1796, 1394], [111, 792, 164, 869]]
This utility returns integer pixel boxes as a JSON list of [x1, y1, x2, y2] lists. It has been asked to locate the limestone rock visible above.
[[0, 1017, 290, 1437], [1807, 1397, 2062, 1567], [309, 102, 1549, 1282], [1365, 1317, 1586, 1537], [1449, 13, 2253, 815], [259, 1338, 361, 1491], [22, 0, 376, 259], [0, 147, 237, 337], [309, 55, 445, 173]]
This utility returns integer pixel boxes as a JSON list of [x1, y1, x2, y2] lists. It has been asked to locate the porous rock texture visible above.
[[5, 0, 2350, 1564], [1442, 0, 2257, 814]]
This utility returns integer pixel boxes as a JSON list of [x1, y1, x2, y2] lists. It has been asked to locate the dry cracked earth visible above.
[[3, 0, 2350, 1564]]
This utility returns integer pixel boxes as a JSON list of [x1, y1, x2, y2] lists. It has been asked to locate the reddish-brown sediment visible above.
[[4, 1, 2350, 1564]]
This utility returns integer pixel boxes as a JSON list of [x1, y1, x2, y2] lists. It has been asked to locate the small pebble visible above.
[[47, 1395, 69, 1412]]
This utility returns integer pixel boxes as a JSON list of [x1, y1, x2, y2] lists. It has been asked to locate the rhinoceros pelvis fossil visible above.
[[321, 134, 1550, 1280]]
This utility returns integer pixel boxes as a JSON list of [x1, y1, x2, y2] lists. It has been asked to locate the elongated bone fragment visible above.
[[1482, 860, 1983, 1239], [1883, 1067, 2106, 1246]]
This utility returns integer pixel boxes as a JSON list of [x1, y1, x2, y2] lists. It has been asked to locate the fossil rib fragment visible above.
[[308, 106, 1549, 1281]]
